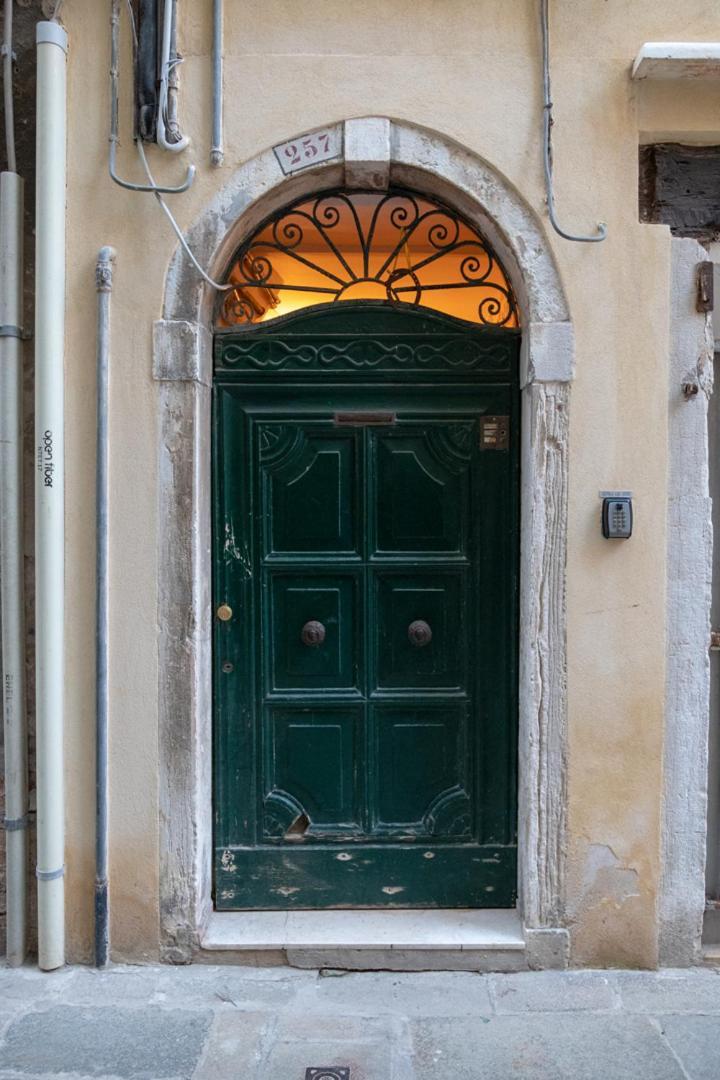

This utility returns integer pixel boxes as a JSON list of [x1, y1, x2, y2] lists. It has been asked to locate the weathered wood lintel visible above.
[[640, 144, 720, 241]]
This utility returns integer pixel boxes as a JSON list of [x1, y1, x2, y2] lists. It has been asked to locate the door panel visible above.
[[261, 424, 361, 558], [373, 428, 469, 556], [267, 573, 361, 693], [372, 704, 470, 834], [373, 572, 466, 691], [263, 705, 364, 837], [213, 314, 519, 909]]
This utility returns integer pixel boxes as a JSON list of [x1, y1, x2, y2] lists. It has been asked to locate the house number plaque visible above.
[[273, 128, 343, 175]]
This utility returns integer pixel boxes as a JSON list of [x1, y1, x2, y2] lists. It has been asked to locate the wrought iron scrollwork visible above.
[[218, 190, 519, 329]]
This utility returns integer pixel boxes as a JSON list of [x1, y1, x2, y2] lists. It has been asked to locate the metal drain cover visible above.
[[305, 1070, 350, 1080]]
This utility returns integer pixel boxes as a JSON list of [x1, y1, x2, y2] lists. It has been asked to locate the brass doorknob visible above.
[[216, 604, 233, 622], [408, 620, 432, 647], [301, 620, 326, 647]]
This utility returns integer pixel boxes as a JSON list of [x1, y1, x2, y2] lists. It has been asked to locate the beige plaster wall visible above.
[[59, 0, 720, 965]]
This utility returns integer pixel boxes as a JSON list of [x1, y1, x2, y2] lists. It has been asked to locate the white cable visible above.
[[121, 0, 229, 291], [123, 0, 137, 47], [136, 140, 233, 291], [540, 0, 606, 243]]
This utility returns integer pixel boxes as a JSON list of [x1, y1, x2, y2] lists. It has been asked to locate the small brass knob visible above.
[[301, 620, 326, 647], [408, 620, 432, 647], [216, 604, 233, 622]]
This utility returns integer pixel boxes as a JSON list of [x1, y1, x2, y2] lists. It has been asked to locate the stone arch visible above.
[[154, 118, 572, 966]]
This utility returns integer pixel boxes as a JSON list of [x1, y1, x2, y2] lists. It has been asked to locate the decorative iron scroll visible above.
[[217, 190, 519, 329], [219, 336, 513, 373]]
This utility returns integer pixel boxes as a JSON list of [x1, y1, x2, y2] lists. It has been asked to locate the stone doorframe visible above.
[[659, 238, 714, 966], [152, 118, 574, 966]]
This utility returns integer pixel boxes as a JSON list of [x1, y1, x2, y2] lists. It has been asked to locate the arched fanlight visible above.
[[217, 190, 519, 329]]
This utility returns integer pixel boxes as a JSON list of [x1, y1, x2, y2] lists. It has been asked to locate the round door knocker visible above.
[[301, 620, 326, 647], [408, 620, 432, 648]]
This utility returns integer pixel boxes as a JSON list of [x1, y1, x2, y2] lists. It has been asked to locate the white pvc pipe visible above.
[[0, 170, 28, 967], [35, 20, 67, 972]]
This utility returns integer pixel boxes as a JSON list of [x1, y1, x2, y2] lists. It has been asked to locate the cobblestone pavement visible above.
[[0, 964, 719, 1079]]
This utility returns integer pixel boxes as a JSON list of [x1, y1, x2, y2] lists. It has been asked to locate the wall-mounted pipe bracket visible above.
[[3, 816, 28, 831], [36, 866, 65, 881], [0, 323, 30, 339]]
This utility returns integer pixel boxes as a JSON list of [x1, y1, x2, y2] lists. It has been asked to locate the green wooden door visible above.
[[213, 307, 519, 908]]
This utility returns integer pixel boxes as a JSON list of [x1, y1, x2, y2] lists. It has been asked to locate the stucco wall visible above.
[[58, 0, 720, 965]]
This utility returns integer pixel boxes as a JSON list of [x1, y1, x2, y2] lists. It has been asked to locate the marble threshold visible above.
[[201, 908, 525, 953]]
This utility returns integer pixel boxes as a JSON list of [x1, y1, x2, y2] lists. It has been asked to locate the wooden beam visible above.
[[639, 143, 720, 240]]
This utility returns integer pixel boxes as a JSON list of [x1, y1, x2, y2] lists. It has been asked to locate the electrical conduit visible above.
[[1, 0, 28, 970], [0, 170, 28, 968], [210, 0, 223, 166], [94, 247, 114, 968], [35, 20, 68, 972]]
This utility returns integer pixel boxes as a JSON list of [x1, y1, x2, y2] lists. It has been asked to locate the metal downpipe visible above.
[[211, 0, 223, 166], [3, 0, 16, 174], [94, 247, 114, 968], [35, 20, 68, 972], [0, 171, 28, 968]]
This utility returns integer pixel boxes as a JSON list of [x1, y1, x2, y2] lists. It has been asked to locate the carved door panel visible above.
[[213, 308, 519, 908]]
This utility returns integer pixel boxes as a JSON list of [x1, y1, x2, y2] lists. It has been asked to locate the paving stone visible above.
[[275, 1014, 401, 1042], [0, 1073, 65, 1080], [616, 969, 720, 1013], [162, 962, 310, 984], [657, 1015, 720, 1080], [491, 970, 616, 1013], [0, 1010, 28, 1042], [0, 1005, 212, 1078], [0, 1072, 90, 1080], [153, 964, 309, 1011], [259, 1027, 406, 1080], [260, 1015, 415, 1080], [0, 965, 718, 1079], [409, 1014, 686, 1080], [191, 1011, 270, 1079], [0, 965, 71, 1002], [296, 971, 493, 1017], [59, 967, 160, 1006]]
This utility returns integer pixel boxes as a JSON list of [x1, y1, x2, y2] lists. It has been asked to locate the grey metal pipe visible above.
[[0, 171, 27, 967], [210, 0, 224, 167], [94, 246, 115, 969], [3, 0, 16, 173]]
